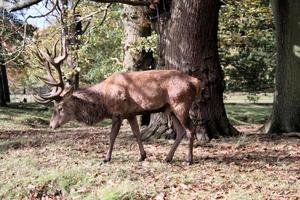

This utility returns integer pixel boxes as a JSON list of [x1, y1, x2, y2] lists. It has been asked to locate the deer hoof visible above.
[[187, 157, 193, 165], [164, 157, 172, 163], [103, 158, 111, 163], [139, 155, 146, 162], [187, 160, 193, 165]]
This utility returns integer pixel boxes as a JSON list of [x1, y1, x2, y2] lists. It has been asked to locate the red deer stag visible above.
[[34, 40, 201, 164]]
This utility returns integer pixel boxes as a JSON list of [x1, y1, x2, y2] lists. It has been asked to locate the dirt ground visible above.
[[0, 124, 299, 199]]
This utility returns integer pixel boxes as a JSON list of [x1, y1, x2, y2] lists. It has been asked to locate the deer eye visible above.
[[58, 107, 63, 112]]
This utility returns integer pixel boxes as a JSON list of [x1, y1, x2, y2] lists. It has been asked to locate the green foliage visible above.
[[20, 4, 124, 90], [130, 33, 158, 58], [219, 0, 275, 92], [0, 10, 31, 56], [0, 9, 36, 93], [78, 4, 124, 83], [11, 1, 276, 93]]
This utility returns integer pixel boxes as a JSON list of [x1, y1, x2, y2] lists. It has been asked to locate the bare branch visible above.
[[24, 0, 58, 20], [72, 0, 81, 14], [3, 0, 43, 12], [81, 17, 92, 34], [98, 3, 112, 26], [3, 0, 150, 13]]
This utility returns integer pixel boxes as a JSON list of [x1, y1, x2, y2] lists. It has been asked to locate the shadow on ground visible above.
[[1, 126, 299, 167]]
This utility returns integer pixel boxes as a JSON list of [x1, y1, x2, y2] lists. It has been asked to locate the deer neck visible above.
[[72, 89, 108, 125]]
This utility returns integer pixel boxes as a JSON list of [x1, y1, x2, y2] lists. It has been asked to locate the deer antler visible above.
[[33, 36, 68, 104]]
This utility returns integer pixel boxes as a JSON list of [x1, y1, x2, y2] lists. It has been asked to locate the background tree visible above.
[[74, 3, 124, 83], [143, 0, 238, 140], [9, 1, 123, 93], [56, 0, 89, 89], [0, 44, 9, 106], [122, 5, 154, 71], [219, 0, 275, 92], [0, 9, 35, 106], [0, 49, 6, 106], [267, 0, 300, 134]]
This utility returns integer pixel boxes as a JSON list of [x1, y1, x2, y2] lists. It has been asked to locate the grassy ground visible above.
[[226, 104, 272, 125], [0, 101, 299, 199], [0, 103, 111, 130]]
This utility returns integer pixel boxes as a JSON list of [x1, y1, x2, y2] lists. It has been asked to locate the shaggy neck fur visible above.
[[71, 89, 108, 125]]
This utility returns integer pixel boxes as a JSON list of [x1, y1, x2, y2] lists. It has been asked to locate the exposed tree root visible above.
[[282, 132, 300, 138]]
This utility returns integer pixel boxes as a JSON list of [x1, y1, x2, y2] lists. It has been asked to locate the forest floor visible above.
[[0, 100, 299, 199]]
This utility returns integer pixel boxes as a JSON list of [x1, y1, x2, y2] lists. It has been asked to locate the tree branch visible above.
[[3, 0, 43, 12], [24, 0, 58, 20], [3, 0, 150, 12]]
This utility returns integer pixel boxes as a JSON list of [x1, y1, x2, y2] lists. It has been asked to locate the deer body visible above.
[[101, 70, 199, 117], [48, 70, 200, 164], [33, 39, 200, 164]]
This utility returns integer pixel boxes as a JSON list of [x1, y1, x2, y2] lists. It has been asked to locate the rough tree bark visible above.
[[0, 41, 10, 104], [122, 5, 154, 71], [267, 0, 300, 134], [0, 64, 10, 103], [0, 69, 6, 106], [144, 0, 238, 140], [0, 43, 7, 106]]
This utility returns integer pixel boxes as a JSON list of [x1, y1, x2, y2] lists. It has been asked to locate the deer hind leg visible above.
[[164, 113, 185, 163], [172, 104, 195, 165], [127, 116, 147, 161], [104, 116, 122, 162]]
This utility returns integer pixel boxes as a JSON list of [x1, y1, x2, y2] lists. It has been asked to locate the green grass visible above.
[[224, 92, 273, 104], [0, 103, 51, 129], [0, 102, 272, 131], [225, 104, 272, 125], [0, 103, 111, 130]]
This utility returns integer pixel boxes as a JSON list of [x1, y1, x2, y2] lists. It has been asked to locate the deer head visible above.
[[34, 37, 75, 129]]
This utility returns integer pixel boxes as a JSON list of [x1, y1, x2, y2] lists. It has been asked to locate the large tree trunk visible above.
[[267, 0, 300, 134], [0, 61, 6, 106], [122, 5, 154, 71], [0, 44, 6, 106], [0, 43, 9, 105], [0, 77, 5, 106], [0, 64, 10, 103], [144, 0, 238, 140]]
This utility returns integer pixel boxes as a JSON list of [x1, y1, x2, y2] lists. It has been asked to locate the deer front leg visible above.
[[127, 116, 147, 161], [104, 116, 122, 162]]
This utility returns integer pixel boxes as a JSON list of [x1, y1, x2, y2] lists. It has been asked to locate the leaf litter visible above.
[[0, 124, 299, 199]]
